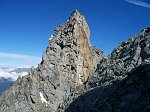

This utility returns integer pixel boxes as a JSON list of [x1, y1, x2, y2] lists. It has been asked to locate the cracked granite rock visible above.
[[0, 10, 102, 112]]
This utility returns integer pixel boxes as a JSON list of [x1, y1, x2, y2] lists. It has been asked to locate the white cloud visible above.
[[0, 52, 41, 61], [0, 69, 28, 81], [124, 0, 150, 8], [0, 52, 41, 67]]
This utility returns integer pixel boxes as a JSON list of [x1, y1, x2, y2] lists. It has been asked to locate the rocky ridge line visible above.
[[87, 27, 150, 89]]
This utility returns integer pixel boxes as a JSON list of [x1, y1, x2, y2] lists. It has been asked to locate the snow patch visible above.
[[39, 92, 49, 106], [49, 35, 54, 41]]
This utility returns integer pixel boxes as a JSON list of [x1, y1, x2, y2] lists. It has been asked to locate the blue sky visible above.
[[0, 0, 150, 67]]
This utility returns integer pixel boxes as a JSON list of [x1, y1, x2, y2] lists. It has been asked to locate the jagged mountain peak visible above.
[[0, 10, 101, 112], [69, 9, 83, 22], [53, 10, 90, 44], [68, 10, 90, 39], [0, 10, 150, 112], [70, 9, 80, 17], [141, 26, 150, 36]]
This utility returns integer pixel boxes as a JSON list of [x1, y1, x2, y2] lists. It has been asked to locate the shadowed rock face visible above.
[[0, 10, 102, 112], [65, 64, 150, 112]]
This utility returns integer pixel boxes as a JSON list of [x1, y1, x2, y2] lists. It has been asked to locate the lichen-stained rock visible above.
[[0, 10, 102, 112]]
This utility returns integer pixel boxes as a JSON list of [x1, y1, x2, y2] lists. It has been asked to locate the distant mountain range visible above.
[[0, 67, 30, 94], [0, 77, 13, 94]]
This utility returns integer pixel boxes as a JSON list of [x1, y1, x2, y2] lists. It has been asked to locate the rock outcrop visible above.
[[0, 10, 150, 112], [0, 10, 102, 112]]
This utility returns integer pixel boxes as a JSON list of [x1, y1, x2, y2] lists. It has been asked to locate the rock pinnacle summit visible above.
[[0, 10, 102, 112], [1, 10, 150, 112]]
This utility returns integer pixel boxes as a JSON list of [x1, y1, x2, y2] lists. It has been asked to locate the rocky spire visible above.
[[1, 10, 150, 112], [141, 27, 150, 36], [0, 10, 102, 112], [68, 9, 90, 40]]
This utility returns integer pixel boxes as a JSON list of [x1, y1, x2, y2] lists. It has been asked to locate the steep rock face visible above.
[[87, 27, 150, 89], [0, 10, 102, 112], [38, 10, 101, 111]]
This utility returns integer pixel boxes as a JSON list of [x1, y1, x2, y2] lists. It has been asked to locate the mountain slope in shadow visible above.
[[65, 64, 150, 112]]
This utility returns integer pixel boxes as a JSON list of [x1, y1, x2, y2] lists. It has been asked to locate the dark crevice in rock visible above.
[[59, 42, 65, 49], [30, 96, 35, 104]]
